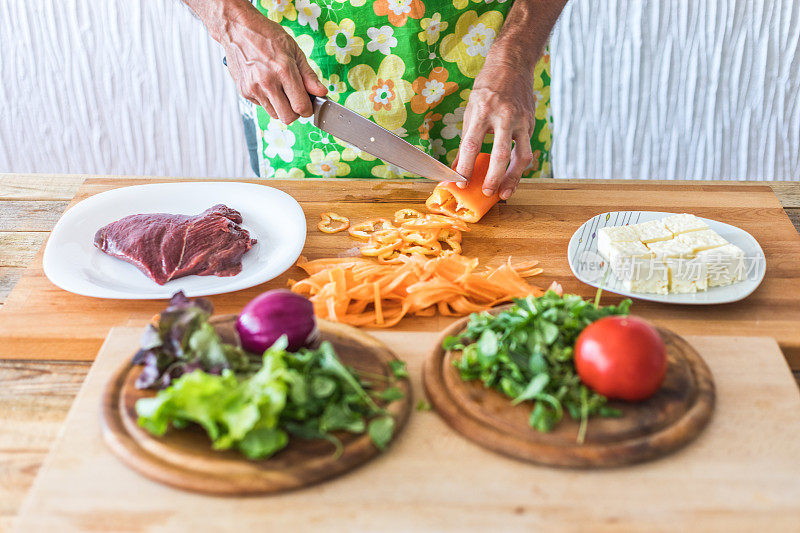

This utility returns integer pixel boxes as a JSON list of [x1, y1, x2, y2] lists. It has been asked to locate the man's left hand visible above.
[[456, 54, 536, 200]]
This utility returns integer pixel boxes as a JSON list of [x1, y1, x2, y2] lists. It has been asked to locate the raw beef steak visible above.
[[94, 204, 257, 285]]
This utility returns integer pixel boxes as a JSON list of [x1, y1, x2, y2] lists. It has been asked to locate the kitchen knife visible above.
[[310, 96, 466, 183], [222, 55, 462, 182]]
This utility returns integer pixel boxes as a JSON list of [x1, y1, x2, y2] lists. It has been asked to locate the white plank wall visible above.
[[0, 0, 250, 178], [550, 0, 800, 180]]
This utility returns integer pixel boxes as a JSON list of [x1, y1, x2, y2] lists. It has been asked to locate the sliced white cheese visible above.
[[665, 257, 708, 294], [597, 225, 638, 260], [675, 229, 728, 254], [646, 238, 694, 259], [620, 260, 670, 295], [662, 213, 710, 235], [599, 240, 653, 265], [696, 243, 746, 287], [623, 277, 669, 295], [593, 213, 746, 295], [629, 219, 673, 244]]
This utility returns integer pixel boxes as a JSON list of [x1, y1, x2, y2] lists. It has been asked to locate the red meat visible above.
[[94, 204, 256, 285]]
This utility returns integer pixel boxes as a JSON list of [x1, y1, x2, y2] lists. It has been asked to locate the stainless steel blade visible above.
[[311, 96, 465, 182]]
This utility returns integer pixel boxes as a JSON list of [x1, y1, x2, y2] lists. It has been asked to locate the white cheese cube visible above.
[[662, 213, 710, 235], [696, 243, 746, 287], [620, 260, 670, 295], [597, 225, 638, 260], [646, 238, 694, 259], [602, 240, 667, 294], [623, 277, 669, 295], [599, 241, 653, 265], [665, 258, 708, 294], [675, 229, 728, 254], [629, 219, 673, 243]]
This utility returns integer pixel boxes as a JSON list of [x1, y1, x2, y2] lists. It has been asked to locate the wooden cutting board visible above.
[[2, 179, 800, 367], [101, 318, 412, 496], [14, 329, 800, 531], [424, 321, 715, 468]]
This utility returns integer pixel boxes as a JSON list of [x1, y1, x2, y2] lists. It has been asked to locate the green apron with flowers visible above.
[[244, 0, 552, 179]]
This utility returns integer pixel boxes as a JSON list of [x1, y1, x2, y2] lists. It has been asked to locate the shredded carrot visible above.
[[373, 281, 383, 325], [290, 253, 547, 328]]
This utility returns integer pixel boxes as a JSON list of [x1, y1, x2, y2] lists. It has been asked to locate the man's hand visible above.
[[185, 0, 327, 124], [456, 0, 566, 199], [457, 56, 536, 200]]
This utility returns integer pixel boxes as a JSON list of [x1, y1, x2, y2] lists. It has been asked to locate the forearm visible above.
[[182, 0, 254, 43], [490, 0, 567, 74], [183, 0, 325, 122]]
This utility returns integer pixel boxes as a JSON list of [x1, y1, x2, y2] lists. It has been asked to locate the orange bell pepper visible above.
[[393, 208, 423, 224], [425, 153, 500, 223], [318, 212, 350, 233], [347, 218, 395, 240]]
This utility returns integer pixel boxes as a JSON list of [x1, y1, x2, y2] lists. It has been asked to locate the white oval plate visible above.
[[567, 211, 766, 305], [43, 182, 306, 299]]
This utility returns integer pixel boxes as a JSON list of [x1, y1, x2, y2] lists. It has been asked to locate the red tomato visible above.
[[574, 316, 667, 401]]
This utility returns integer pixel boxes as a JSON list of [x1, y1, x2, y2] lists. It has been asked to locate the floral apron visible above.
[[241, 0, 552, 179]]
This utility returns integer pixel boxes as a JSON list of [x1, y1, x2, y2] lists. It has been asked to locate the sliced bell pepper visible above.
[[438, 228, 462, 254], [371, 228, 402, 244], [360, 234, 402, 257], [318, 212, 350, 233], [348, 218, 396, 240], [399, 241, 442, 256], [393, 208, 423, 224], [425, 153, 499, 223], [399, 227, 440, 246]]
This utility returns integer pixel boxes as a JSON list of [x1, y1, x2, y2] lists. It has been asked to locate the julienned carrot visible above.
[[290, 253, 555, 328], [426, 153, 500, 223]]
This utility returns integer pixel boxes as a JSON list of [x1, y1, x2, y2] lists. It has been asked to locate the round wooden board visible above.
[[101, 317, 412, 496], [423, 317, 715, 468]]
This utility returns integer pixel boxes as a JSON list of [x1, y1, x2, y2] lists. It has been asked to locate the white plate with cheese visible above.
[[567, 211, 766, 304]]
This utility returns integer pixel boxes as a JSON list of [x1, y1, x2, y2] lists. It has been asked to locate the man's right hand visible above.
[[186, 0, 327, 124]]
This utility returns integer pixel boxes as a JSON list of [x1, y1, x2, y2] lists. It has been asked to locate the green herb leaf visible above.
[[529, 402, 555, 432], [477, 330, 499, 359], [529, 353, 548, 374], [320, 403, 365, 433], [310, 375, 337, 398], [511, 373, 550, 405], [538, 320, 560, 346], [238, 427, 288, 460], [599, 406, 622, 417], [376, 386, 404, 402], [368, 415, 395, 450], [319, 342, 380, 412], [442, 336, 464, 351], [284, 421, 344, 458], [388, 360, 409, 379], [416, 400, 432, 411], [187, 322, 229, 369]]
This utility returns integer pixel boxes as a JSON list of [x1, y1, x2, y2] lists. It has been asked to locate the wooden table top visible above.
[[1, 173, 799, 529]]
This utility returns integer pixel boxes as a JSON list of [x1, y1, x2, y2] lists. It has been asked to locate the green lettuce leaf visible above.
[[136, 346, 289, 459]]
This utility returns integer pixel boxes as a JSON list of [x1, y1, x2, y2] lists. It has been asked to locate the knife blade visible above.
[[311, 96, 466, 183]]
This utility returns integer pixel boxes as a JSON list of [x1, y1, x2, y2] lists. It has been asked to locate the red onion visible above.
[[236, 290, 319, 353]]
